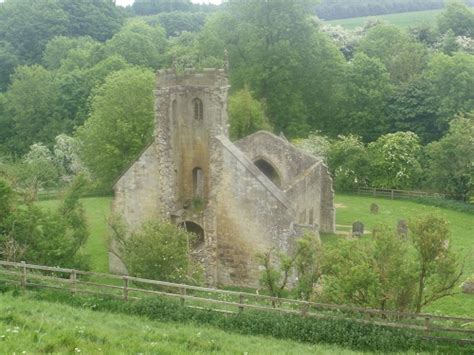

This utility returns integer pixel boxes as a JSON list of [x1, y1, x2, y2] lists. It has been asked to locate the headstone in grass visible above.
[[397, 219, 408, 239], [370, 203, 379, 214], [462, 280, 474, 294], [352, 221, 364, 237]]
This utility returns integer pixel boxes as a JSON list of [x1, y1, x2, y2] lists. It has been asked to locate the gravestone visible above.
[[397, 219, 408, 239], [463, 280, 474, 294], [352, 221, 364, 237], [370, 203, 379, 214]]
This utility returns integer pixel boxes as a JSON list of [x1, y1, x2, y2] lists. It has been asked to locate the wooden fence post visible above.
[[391, 189, 394, 200], [180, 287, 186, 306], [424, 317, 430, 337], [373, 188, 376, 196], [70, 270, 76, 295], [123, 276, 129, 301], [20, 261, 26, 288], [239, 294, 244, 313]]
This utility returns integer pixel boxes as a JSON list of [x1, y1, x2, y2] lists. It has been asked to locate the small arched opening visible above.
[[178, 221, 205, 250], [192, 167, 204, 198], [192, 98, 203, 121], [254, 158, 281, 187]]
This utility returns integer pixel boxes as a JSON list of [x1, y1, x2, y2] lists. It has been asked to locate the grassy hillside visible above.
[[37, 194, 474, 317], [325, 8, 444, 29], [0, 292, 358, 354]]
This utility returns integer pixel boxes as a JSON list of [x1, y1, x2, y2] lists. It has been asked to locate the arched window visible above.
[[254, 159, 281, 187], [192, 98, 203, 120], [192, 167, 204, 198]]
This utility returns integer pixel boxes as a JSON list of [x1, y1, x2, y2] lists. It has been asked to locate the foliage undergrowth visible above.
[[9, 287, 469, 353]]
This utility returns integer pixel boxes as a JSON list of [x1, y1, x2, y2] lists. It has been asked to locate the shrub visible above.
[[112, 219, 203, 284]]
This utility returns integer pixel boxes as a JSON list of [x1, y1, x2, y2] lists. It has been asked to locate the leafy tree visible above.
[[142, 11, 208, 37], [132, 0, 193, 16], [228, 87, 271, 141], [388, 77, 442, 144], [0, 177, 89, 268], [368, 131, 423, 189], [258, 232, 322, 301], [4, 65, 65, 154], [293, 131, 331, 159], [59, 0, 124, 41], [426, 52, 474, 128], [327, 135, 370, 190], [0, 41, 19, 92], [340, 53, 393, 141], [0, 179, 14, 226], [410, 215, 463, 313], [357, 24, 428, 84], [104, 20, 167, 69], [425, 115, 474, 201], [11, 144, 60, 202], [322, 216, 463, 313], [198, 1, 345, 137], [113, 219, 202, 284], [76, 68, 155, 188], [0, 0, 69, 64], [43, 36, 100, 70], [437, 0, 474, 37]]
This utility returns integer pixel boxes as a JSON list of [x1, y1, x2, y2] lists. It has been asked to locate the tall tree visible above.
[[425, 115, 474, 201], [76, 68, 155, 187], [340, 53, 393, 141], [437, 0, 474, 37], [4, 65, 64, 154], [104, 20, 167, 69], [357, 24, 428, 84]]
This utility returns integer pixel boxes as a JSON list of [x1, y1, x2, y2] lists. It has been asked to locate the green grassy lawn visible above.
[[0, 292, 359, 354], [39, 197, 112, 273], [333, 194, 474, 317], [37, 194, 474, 317], [325, 8, 444, 29]]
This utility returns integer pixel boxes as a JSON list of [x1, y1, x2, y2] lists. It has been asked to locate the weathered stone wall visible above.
[[214, 136, 296, 287], [235, 131, 319, 188], [110, 142, 162, 273]]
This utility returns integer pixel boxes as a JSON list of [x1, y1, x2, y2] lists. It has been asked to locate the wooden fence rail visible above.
[[1, 260, 473, 346], [355, 187, 452, 200]]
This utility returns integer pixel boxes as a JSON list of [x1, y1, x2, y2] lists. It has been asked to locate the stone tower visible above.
[[153, 68, 229, 217]]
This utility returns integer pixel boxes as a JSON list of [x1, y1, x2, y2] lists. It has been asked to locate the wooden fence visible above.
[[0, 260, 473, 346], [355, 187, 453, 200]]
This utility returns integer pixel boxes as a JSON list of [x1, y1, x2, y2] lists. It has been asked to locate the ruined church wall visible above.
[[214, 136, 295, 287], [319, 164, 336, 233], [110, 142, 163, 273], [235, 131, 318, 187], [284, 163, 323, 227]]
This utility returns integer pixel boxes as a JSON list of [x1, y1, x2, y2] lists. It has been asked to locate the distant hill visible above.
[[316, 0, 474, 20]]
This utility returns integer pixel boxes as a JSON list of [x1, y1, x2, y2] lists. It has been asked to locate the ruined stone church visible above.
[[110, 65, 335, 287]]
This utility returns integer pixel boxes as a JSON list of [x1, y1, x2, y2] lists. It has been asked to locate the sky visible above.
[[116, 0, 222, 7]]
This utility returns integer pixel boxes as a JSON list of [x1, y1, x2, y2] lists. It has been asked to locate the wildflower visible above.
[[74, 348, 81, 353]]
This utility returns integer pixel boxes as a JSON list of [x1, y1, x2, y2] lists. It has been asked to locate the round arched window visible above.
[[192, 98, 203, 120]]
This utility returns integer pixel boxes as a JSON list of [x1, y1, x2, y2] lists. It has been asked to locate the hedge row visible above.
[[21, 288, 434, 353]]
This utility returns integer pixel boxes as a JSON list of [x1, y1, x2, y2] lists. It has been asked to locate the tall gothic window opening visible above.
[[193, 98, 203, 120]]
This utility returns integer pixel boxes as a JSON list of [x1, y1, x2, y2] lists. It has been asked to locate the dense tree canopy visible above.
[[0, 0, 472, 198]]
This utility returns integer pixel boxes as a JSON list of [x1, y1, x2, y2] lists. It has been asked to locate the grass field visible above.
[[37, 194, 474, 317], [0, 292, 360, 354], [325, 8, 444, 29]]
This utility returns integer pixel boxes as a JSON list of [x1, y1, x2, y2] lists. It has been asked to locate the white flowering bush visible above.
[[368, 131, 423, 189]]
